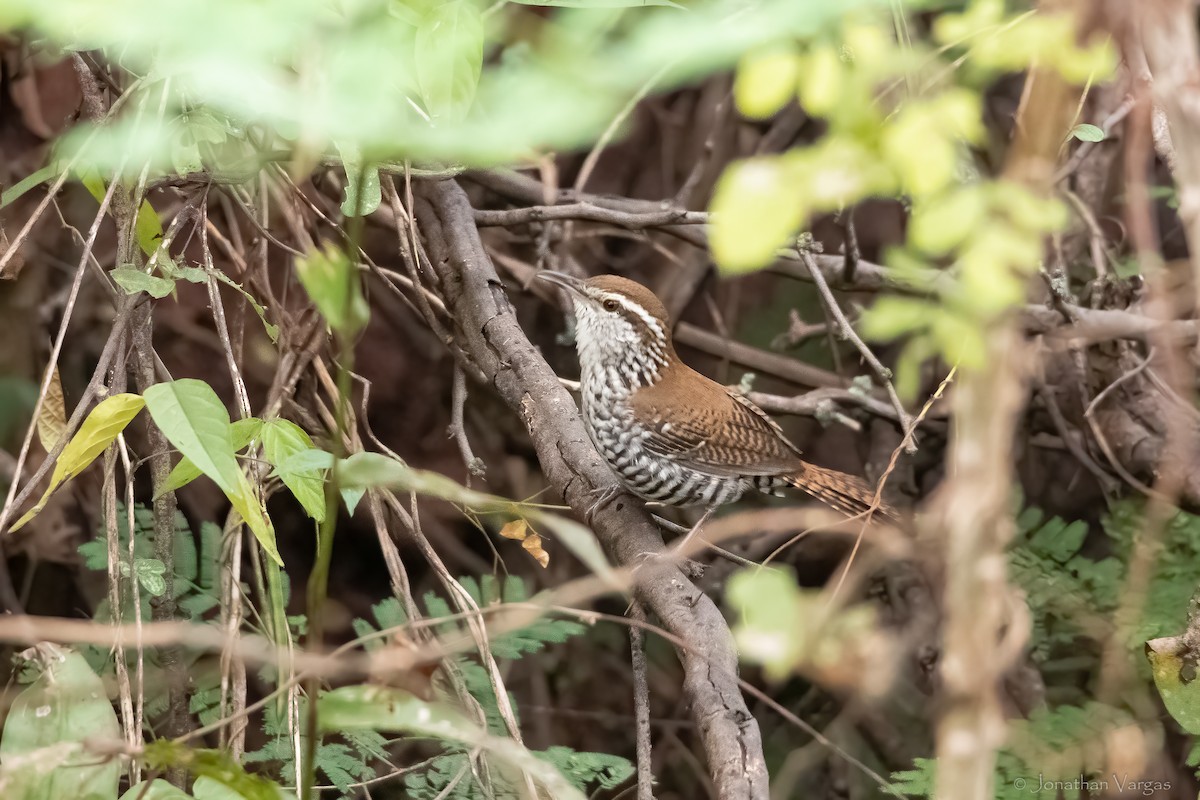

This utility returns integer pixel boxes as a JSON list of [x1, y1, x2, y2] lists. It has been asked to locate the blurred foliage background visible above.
[[1, 0, 1199, 798]]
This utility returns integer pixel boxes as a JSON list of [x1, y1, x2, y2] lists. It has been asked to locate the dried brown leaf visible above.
[[522, 532, 549, 568], [36, 367, 65, 451], [499, 519, 528, 540]]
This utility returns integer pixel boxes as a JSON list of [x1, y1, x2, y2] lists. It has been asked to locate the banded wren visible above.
[[538, 271, 896, 521]]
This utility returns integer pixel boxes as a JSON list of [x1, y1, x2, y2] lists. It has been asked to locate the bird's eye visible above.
[[602, 299, 620, 312]]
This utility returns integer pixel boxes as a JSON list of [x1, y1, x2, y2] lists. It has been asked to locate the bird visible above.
[[537, 271, 898, 523]]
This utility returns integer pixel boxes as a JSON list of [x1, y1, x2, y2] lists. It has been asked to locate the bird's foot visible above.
[[630, 550, 705, 579], [583, 483, 623, 523]]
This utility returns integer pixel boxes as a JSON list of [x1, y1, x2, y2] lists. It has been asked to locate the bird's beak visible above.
[[535, 270, 587, 297]]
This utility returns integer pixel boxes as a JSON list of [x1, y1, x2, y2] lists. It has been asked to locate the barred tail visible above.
[[786, 464, 899, 523]]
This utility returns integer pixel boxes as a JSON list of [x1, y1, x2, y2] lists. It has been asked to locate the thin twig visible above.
[[629, 602, 655, 800], [799, 250, 913, 433]]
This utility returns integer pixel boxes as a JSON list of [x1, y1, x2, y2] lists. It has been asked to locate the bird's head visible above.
[[537, 271, 673, 382]]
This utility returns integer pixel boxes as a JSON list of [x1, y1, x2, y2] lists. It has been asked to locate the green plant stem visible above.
[[301, 167, 368, 799]]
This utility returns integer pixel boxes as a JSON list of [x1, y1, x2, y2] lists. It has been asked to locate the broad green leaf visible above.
[[1147, 639, 1200, 734], [121, 779, 193, 800], [144, 381, 280, 564], [709, 156, 806, 274], [734, 45, 801, 120], [336, 143, 381, 217], [337, 452, 614, 581], [262, 419, 326, 522], [1070, 123, 1104, 143], [0, 645, 121, 800], [726, 567, 805, 680], [110, 266, 175, 298], [11, 393, 145, 531], [320, 686, 587, 800], [295, 244, 369, 335], [414, 0, 484, 122], [158, 417, 263, 498], [143, 380, 242, 495]]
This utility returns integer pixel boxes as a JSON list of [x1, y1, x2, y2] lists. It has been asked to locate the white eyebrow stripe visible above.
[[604, 292, 665, 340]]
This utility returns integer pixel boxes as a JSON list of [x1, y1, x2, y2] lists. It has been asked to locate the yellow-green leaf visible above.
[[734, 45, 802, 120], [709, 157, 806, 274], [77, 168, 163, 257], [11, 393, 145, 532], [1147, 638, 1200, 735], [295, 244, 369, 335], [228, 472, 282, 566]]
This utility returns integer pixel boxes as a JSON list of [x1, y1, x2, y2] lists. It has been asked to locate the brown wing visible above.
[[630, 362, 803, 477]]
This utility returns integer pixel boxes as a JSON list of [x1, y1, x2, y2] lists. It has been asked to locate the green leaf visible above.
[[262, 419, 326, 522], [77, 168, 163, 257], [143, 380, 242, 496], [135, 558, 168, 596], [228, 471, 283, 566], [121, 779, 194, 800], [1147, 639, 1200, 734], [1070, 123, 1104, 143], [1, 164, 61, 209], [158, 417, 263, 498], [135, 199, 166, 257], [709, 156, 806, 274], [726, 566, 805, 680], [337, 143, 381, 217], [144, 381, 281, 565], [859, 297, 935, 342], [734, 45, 801, 120], [414, 0, 484, 122], [142, 741, 296, 800], [273, 448, 335, 473], [110, 266, 176, 298], [0, 645, 121, 800], [341, 487, 366, 515], [319, 686, 587, 800], [295, 244, 369, 335], [11, 393, 146, 531]]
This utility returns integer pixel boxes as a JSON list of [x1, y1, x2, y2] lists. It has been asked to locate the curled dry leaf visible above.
[[499, 519, 528, 540], [522, 532, 550, 568]]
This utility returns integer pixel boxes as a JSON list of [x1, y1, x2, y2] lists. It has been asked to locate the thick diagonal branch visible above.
[[414, 178, 768, 800]]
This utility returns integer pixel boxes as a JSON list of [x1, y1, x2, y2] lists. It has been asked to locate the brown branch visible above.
[[474, 203, 706, 229], [413, 178, 770, 800]]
